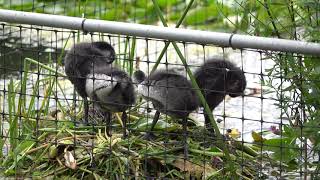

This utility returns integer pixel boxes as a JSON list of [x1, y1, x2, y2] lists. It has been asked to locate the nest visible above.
[[1, 106, 270, 179]]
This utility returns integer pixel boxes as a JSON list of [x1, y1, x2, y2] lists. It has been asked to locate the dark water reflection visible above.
[[0, 36, 63, 78]]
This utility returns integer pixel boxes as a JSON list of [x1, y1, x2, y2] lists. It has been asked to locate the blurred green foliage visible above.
[[257, 0, 320, 178]]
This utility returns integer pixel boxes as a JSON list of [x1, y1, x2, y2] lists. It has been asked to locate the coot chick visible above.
[[194, 59, 247, 133], [64, 41, 116, 124], [85, 65, 136, 137], [134, 69, 199, 158]]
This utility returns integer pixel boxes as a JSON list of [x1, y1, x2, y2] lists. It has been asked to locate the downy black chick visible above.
[[194, 59, 247, 133], [64, 42, 135, 137], [64, 41, 116, 124], [134, 69, 199, 158]]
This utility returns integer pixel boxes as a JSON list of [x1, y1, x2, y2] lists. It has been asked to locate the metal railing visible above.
[[0, 9, 319, 56]]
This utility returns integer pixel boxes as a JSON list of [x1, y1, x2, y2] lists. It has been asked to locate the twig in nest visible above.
[[56, 157, 64, 166], [26, 143, 49, 155]]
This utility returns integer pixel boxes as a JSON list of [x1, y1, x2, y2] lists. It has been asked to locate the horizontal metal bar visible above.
[[0, 9, 319, 56]]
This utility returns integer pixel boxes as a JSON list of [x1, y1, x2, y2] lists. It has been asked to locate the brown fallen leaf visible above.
[[64, 150, 77, 169], [172, 159, 216, 179]]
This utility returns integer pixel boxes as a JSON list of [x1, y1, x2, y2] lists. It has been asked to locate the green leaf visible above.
[[103, 8, 127, 21], [14, 139, 35, 155], [302, 120, 320, 137], [3, 138, 35, 173], [130, 117, 176, 131], [239, 13, 249, 31], [131, 7, 147, 19], [263, 137, 299, 163], [282, 124, 297, 138], [135, 0, 148, 8]]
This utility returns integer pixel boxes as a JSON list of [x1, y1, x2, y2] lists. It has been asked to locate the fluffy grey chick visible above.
[[134, 69, 199, 158], [64, 41, 116, 124], [85, 65, 136, 137]]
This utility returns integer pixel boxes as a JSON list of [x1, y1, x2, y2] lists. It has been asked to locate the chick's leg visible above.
[[143, 110, 160, 140], [103, 111, 112, 136], [84, 97, 89, 125], [182, 117, 189, 160], [121, 111, 128, 138]]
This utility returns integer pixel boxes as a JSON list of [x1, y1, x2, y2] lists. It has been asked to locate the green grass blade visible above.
[[39, 75, 55, 116], [23, 73, 41, 135], [115, 35, 121, 66], [7, 78, 18, 151], [151, 0, 195, 73], [123, 37, 129, 70], [128, 36, 136, 76], [25, 58, 65, 77], [57, 32, 72, 65], [18, 58, 30, 114], [0, 95, 3, 159]]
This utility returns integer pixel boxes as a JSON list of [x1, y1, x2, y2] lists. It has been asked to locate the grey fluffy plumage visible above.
[[135, 70, 199, 120], [134, 69, 199, 158], [64, 42, 116, 99], [85, 65, 136, 112], [64, 42, 135, 137]]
